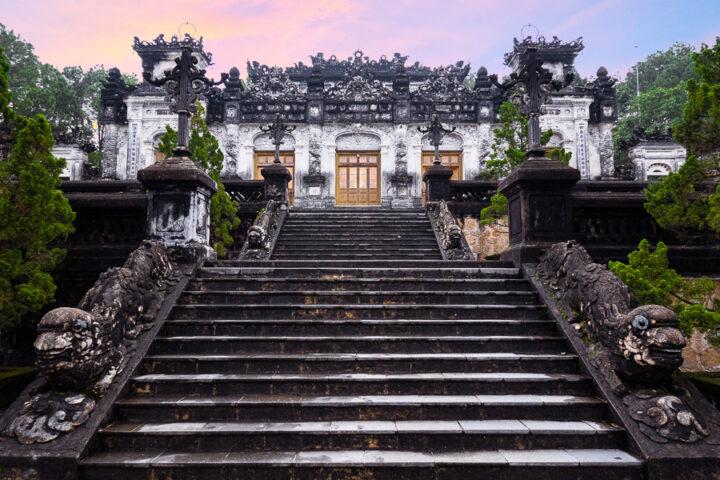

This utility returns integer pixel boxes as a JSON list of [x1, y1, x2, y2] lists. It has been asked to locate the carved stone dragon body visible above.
[[6, 241, 178, 444], [536, 241, 715, 445]]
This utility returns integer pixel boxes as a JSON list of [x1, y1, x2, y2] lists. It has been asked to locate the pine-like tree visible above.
[[0, 112, 75, 329]]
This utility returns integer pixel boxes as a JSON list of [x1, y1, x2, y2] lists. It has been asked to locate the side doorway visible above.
[[255, 151, 295, 205], [421, 151, 463, 203]]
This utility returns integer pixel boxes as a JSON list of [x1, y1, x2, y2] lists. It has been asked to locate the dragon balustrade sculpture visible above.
[[239, 200, 285, 260], [536, 240, 715, 444], [426, 200, 473, 260], [5, 241, 178, 444]]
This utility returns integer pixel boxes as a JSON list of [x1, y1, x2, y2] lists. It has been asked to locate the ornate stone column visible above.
[[138, 155, 217, 263]]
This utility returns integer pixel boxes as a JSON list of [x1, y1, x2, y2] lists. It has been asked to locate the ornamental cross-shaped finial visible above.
[[501, 36, 576, 154], [417, 114, 456, 165], [143, 46, 226, 157], [259, 113, 296, 164]]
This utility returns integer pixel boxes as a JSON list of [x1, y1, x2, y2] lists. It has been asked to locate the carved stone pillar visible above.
[[423, 163, 453, 201], [138, 155, 217, 263], [499, 153, 580, 265], [261, 162, 292, 202]]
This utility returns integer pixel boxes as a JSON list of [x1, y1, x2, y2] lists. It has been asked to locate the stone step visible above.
[[274, 233, 438, 240], [81, 448, 642, 480], [97, 419, 625, 453], [271, 243, 440, 251], [114, 394, 608, 423], [198, 266, 521, 280], [270, 253, 444, 260], [207, 259, 514, 268], [283, 218, 431, 223], [270, 249, 442, 256], [169, 304, 547, 320], [115, 394, 610, 424], [151, 334, 567, 355], [178, 290, 538, 306], [130, 372, 593, 396], [273, 238, 440, 245], [185, 277, 532, 292], [160, 318, 557, 337], [141, 352, 579, 375]]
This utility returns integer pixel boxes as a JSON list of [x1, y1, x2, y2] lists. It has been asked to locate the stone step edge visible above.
[[164, 319, 552, 324], [131, 372, 587, 382], [171, 304, 546, 310], [153, 335, 564, 342], [180, 290, 535, 296], [81, 448, 642, 468], [101, 419, 622, 436], [144, 352, 575, 361], [117, 393, 605, 407]]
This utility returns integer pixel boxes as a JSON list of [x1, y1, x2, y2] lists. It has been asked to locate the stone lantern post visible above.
[[134, 34, 226, 262], [419, 114, 456, 201], [498, 36, 582, 264]]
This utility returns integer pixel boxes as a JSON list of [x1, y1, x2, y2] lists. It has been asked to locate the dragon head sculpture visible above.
[[34, 308, 111, 391], [614, 305, 686, 383]]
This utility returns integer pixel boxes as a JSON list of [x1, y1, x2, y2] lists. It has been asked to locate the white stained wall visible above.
[[107, 92, 614, 201], [53, 144, 87, 181], [629, 142, 687, 181]]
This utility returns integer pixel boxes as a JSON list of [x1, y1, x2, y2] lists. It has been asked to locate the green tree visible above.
[[609, 240, 720, 337], [644, 38, 720, 241], [479, 102, 567, 224], [158, 105, 241, 258], [613, 42, 699, 168], [0, 113, 76, 330]]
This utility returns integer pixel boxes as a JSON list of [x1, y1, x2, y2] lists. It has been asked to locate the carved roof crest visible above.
[[412, 70, 474, 101], [244, 66, 302, 101], [324, 72, 393, 102]]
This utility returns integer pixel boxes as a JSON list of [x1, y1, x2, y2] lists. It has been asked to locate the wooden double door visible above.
[[336, 152, 380, 206]]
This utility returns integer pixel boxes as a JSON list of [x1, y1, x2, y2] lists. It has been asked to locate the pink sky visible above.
[[2, 0, 719, 81]]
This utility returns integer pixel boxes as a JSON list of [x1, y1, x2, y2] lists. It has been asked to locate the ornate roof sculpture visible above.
[[244, 66, 302, 101], [412, 69, 475, 102], [99, 67, 136, 124], [324, 71, 393, 101], [104, 38, 616, 125]]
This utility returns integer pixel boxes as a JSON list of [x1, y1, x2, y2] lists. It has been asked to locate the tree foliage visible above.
[[644, 155, 720, 241], [609, 240, 720, 336], [0, 112, 76, 329], [158, 105, 241, 258], [644, 38, 720, 241], [613, 42, 698, 167], [479, 102, 569, 225]]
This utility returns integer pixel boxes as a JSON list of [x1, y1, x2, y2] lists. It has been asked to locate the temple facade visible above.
[[99, 35, 617, 207]]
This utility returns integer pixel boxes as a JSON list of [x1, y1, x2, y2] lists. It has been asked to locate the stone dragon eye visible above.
[[72, 318, 88, 333], [632, 315, 649, 332]]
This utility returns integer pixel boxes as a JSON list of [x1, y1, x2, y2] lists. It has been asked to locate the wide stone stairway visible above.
[[81, 208, 642, 479]]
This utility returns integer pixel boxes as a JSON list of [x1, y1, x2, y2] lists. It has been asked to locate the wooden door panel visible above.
[[336, 152, 380, 206]]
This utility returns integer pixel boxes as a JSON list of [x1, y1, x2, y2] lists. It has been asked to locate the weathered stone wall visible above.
[[458, 216, 509, 260], [682, 279, 720, 372]]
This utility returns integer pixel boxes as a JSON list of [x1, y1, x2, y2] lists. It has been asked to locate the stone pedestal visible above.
[[499, 152, 580, 265], [137, 154, 217, 263], [422, 164, 453, 202], [261, 163, 292, 203], [300, 173, 326, 208]]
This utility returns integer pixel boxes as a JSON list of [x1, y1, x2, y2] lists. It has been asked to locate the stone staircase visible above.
[[81, 208, 643, 479], [272, 208, 442, 260]]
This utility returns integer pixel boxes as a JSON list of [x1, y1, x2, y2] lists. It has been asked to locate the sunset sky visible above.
[[1, 0, 719, 81]]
